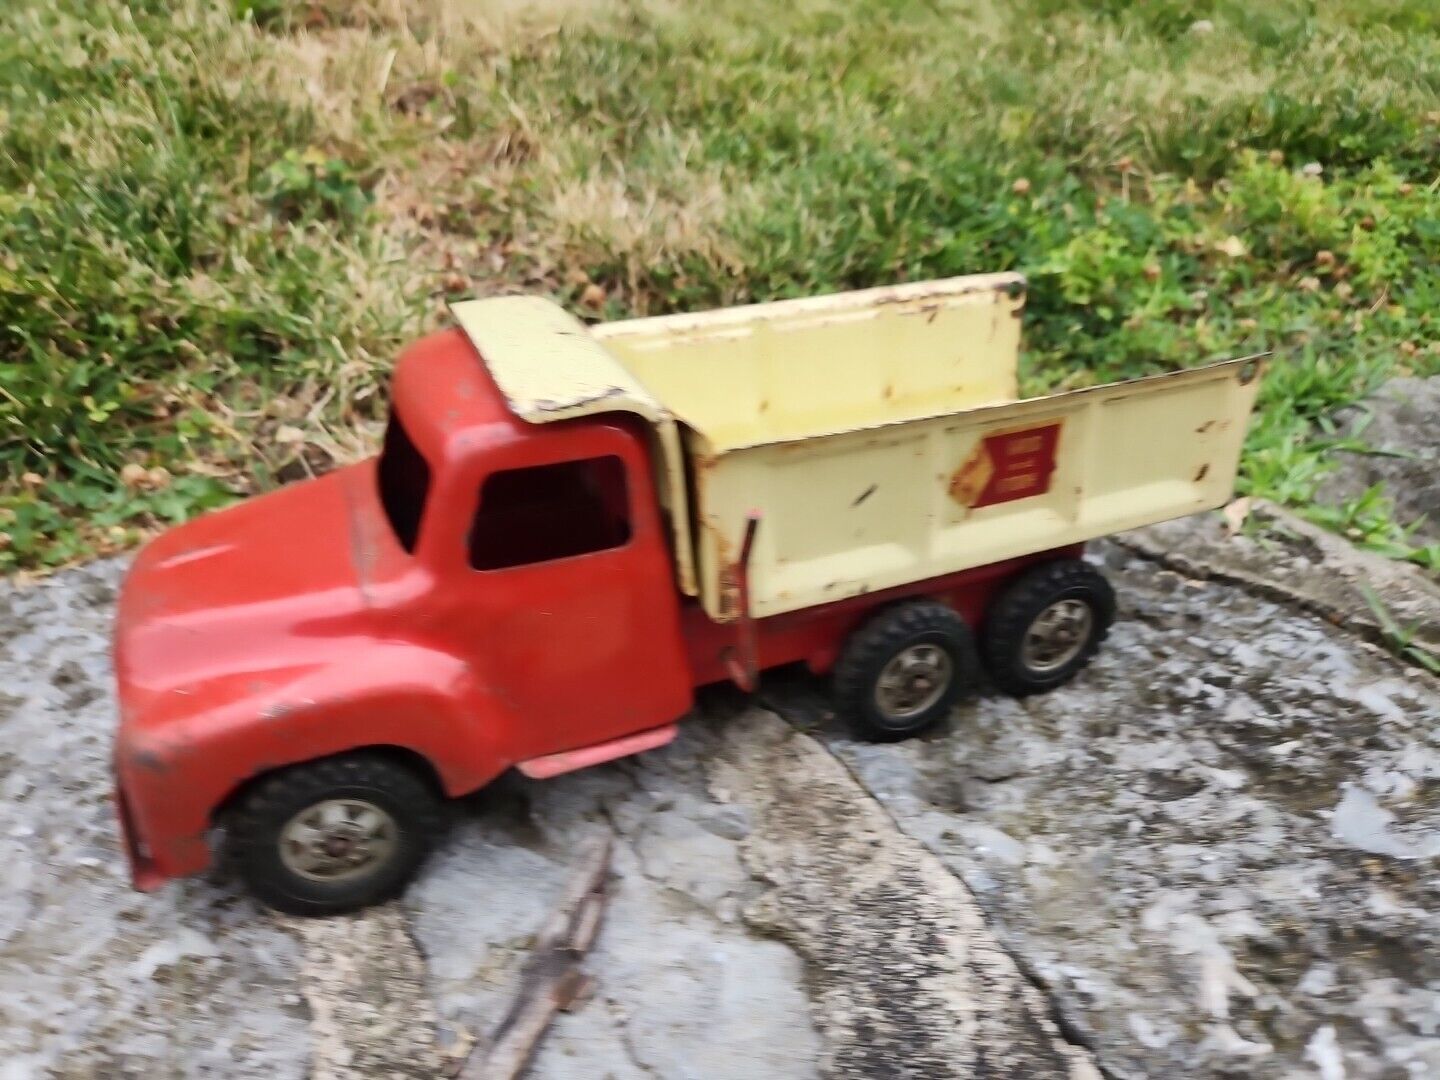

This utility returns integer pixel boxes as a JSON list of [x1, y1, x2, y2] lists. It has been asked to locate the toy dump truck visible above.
[[113, 272, 1263, 914]]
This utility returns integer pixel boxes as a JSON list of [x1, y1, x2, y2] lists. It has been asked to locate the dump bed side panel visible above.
[[694, 357, 1264, 621]]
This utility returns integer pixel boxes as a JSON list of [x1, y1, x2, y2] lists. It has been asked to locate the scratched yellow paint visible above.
[[454, 276, 1264, 622]]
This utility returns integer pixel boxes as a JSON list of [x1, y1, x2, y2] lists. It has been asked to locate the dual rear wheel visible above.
[[831, 558, 1115, 741]]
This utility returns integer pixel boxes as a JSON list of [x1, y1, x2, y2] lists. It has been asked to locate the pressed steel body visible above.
[[114, 274, 1263, 891]]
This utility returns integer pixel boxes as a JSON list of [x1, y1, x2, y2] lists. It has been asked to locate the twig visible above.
[[459, 835, 613, 1080]]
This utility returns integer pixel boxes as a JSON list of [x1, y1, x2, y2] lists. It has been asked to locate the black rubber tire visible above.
[[224, 753, 443, 917], [981, 559, 1115, 697], [832, 599, 978, 742]]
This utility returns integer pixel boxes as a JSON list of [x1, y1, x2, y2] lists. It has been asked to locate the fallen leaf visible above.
[[1222, 496, 1252, 536], [1215, 235, 1247, 259]]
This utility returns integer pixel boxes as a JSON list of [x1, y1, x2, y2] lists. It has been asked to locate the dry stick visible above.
[[460, 835, 614, 1080]]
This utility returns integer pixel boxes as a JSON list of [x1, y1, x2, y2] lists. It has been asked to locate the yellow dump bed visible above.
[[452, 275, 1263, 622]]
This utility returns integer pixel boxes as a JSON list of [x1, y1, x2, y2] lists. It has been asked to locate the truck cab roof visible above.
[[391, 309, 699, 597]]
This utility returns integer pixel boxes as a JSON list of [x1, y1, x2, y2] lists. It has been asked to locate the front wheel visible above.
[[981, 559, 1115, 696], [832, 599, 978, 742], [224, 753, 443, 917]]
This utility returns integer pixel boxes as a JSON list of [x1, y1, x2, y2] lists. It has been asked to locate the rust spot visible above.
[[882, 384, 894, 399], [925, 305, 940, 324], [851, 483, 878, 508], [1196, 420, 1215, 433], [758, 399, 770, 413], [949, 445, 994, 507], [1194, 464, 1210, 482], [132, 749, 168, 775]]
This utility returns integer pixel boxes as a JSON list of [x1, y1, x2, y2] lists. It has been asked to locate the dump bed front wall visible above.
[[693, 358, 1263, 621], [595, 274, 1025, 453]]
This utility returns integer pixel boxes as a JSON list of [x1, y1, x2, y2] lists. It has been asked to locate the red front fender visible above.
[[113, 644, 512, 889]]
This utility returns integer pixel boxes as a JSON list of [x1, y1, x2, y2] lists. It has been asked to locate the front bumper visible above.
[[111, 738, 217, 891], [114, 782, 166, 892]]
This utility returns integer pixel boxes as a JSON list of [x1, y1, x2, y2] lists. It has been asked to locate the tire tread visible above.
[[981, 559, 1114, 696], [225, 752, 443, 916], [832, 599, 975, 742]]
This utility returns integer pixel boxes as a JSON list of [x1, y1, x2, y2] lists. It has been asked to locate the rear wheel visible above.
[[225, 753, 443, 917], [832, 600, 978, 742], [981, 559, 1115, 696]]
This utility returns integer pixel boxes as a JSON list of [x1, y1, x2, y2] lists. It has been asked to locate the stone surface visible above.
[[0, 560, 312, 1079], [1315, 375, 1440, 545], [1123, 499, 1440, 666], [769, 540, 1440, 1079], [710, 710, 1099, 1079], [408, 731, 825, 1080], [6, 528, 1440, 1078]]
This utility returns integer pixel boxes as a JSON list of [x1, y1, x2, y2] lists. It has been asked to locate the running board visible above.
[[515, 724, 680, 780]]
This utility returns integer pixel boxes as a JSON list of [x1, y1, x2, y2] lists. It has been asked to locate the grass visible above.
[[2, 0, 1439, 570]]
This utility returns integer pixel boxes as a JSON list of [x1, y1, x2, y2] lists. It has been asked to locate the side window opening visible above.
[[469, 456, 630, 570], [377, 413, 430, 553]]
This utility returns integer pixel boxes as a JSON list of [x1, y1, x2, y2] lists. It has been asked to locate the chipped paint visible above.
[[949, 444, 994, 507], [341, 476, 376, 608], [131, 748, 169, 775]]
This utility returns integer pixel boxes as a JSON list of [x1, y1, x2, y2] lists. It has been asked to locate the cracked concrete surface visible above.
[[710, 711, 1099, 1079], [771, 541, 1440, 1079], [3, 519, 1440, 1078]]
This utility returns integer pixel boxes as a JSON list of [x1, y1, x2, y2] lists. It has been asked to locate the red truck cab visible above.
[[114, 328, 701, 903]]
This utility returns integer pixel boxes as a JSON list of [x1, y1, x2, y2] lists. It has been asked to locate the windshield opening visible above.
[[377, 412, 430, 553]]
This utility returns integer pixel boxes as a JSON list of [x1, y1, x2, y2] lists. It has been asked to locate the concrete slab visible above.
[[4, 523, 1439, 1078]]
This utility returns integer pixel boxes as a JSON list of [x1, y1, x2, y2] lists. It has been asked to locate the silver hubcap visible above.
[[874, 644, 952, 722], [279, 799, 398, 883], [1021, 599, 1093, 673]]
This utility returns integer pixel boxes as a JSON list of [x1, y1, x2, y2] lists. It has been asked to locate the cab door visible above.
[[447, 423, 693, 762]]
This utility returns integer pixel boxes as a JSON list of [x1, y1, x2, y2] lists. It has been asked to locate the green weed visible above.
[[1, 0, 1439, 570], [1361, 585, 1440, 675]]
